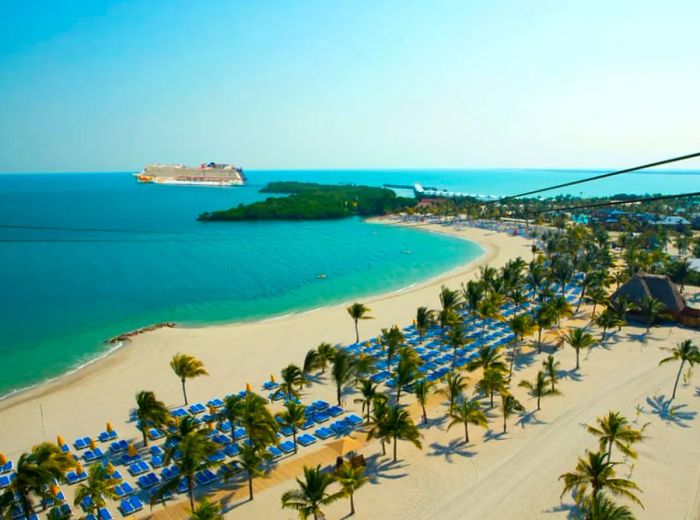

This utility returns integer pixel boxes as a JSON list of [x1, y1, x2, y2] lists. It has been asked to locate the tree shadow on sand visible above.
[[557, 368, 582, 383], [512, 348, 539, 372], [641, 395, 697, 427], [482, 428, 507, 443], [516, 410, 548, 429], [543, 502, 580, 519], [427, 439, 476, 463], [362, 453, 409, 483], [418, 414, 447, 430]]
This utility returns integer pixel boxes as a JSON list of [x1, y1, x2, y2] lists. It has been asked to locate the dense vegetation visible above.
[[198, 182, 415, 221]]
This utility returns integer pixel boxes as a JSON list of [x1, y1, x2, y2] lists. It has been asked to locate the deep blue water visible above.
[[1, 168, 697, 397]]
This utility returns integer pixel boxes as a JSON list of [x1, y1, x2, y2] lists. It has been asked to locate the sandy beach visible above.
[[1, 220, 698, 520]]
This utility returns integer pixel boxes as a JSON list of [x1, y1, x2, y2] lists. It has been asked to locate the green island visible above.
[[197, 181, 416, 221]]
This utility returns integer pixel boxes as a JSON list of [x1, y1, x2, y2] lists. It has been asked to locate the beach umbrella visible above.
[[270, 374, 275, 383], [50, 484, 60, 497], [325, 436, 363, 456], [75, 463, 84, 475], [106, 462, 116, 473], [208, 404, 215, 415], [207, 421, 214, 430], [245, 383, 252, 393], [0, 453, 6, 465], [89, 438, 97, 450], [127, 443, 137, 457], [106, 422, 113, 433], [56, 435, 66, 447]]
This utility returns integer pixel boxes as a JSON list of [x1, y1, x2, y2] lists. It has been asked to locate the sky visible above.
[[1, 0, 700, 172]]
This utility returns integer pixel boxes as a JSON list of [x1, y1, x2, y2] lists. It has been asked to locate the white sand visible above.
[[1, 220, 698, 520]]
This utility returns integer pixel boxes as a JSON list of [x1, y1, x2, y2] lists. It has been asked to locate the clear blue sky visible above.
[[1, 0, 699, 172]]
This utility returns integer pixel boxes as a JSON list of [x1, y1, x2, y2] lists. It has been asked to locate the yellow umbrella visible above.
[[325, 436, 363, 456], [246, 383, 252, 393], [270, 374, 275, 383], [0, 453, 7, 465], [50, 484, 60, 497], [57, 435, 66, 447], [106, 462, 116, 473], [207, 421, 214, 430], [412, 319, 416, 326], [89, 438, 97, 450], [127, 443, 137, 457], [75, 463, 84, 474], [106, 422, 113, 433]]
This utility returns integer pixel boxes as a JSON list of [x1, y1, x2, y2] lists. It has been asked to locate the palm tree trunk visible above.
[[575, 348, 580, 370], [421, 404, 427, 424], [354, 320, 359, 344], [537, 326, 543, 353], [181, 378, 188, 405], [490, 388, 494, 408], [336, 385, 342, 406], [381, 439, 386, 456], [464, 422, 469, 443], [393, 435, 398, 462], [537, 395, 541, 411], [188, 478, 194, 510], [607, 439, 614, 463], [141, 426, 148, 447], [248, 475, 254, 500], [293, 427, 298, 454], [349, 491, 356, 515], [671, 360, 685, 400], [503, 414, 507, 433], [396, 386, 401, 405], [576, 289, 585, 313]]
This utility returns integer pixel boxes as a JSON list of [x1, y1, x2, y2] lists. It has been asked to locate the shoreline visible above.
[[0, 220, 502, 418]]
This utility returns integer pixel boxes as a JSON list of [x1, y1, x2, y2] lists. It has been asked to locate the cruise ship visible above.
[[135, 162, 246, 187]]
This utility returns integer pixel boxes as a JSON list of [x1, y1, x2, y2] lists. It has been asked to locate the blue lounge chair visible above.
[[110, 440, 128, 454], [314, 427, 333, 440], [119, 496, 143, 516], [224, 443, 240, 457], [194, 469, 216, 486], [114, 482, 135, 498], [345, 414, 363, 427], [218, 420, 232, 433], [98, 430, 118, 443], [73, 437, 91, 450], [137, 472, 159, 489], [279, 440, 295, 454], [0, 461, 13, 474], [188, 403, 206, 415], [170, 408, 188, 419], [128, 461, 150, 476], [0, 474, 13, 488], [161, 466, 181, 480], [311, 400, 329, 411], [208, 451, 226, 463], [212, 434, 231, 445], [86, 507, 114, 520], [327, 405, 344, 417], [148, 428, 164, 440], [150, 455, 164, 468], [207, 398, 224, 408], [262, 380, 279, 390], [267, 446, 283, 458], [312, 411, 330, 423], [83, 448, 104, 462], [279, 426, 293, 437], [66, 469, 87, 484], [301, 419, 315, 430], [233, 428, 246, 440], [297, 433, 317, 446]]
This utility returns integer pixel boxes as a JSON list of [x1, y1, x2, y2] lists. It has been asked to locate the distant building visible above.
[[654, 216, 690, 226], [611, 273, 700, 328]]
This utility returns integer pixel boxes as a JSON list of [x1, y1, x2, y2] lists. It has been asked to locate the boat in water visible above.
[[135, 162, 246, 187]]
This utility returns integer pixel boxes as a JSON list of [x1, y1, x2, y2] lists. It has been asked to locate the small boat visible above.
[[316, 273, 327, 279], [401, 249, 412, 255]]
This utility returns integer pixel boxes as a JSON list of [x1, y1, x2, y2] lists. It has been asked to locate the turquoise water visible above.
[[1, 168, 697, 398]]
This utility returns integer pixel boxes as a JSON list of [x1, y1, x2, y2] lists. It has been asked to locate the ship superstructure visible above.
[[135, 162, 246, 187]]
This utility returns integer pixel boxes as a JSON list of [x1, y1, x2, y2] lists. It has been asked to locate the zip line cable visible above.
[[484, 151, 700, 204]]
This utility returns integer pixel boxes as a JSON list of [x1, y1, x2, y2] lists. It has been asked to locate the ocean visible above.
[[0, 168, 696, 398]]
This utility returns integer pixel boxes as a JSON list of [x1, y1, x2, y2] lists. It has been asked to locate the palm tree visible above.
[[367, 398, 390, 456], [375, 405, 422, 462], [542, 355, 560, 393], [331, 350, 357, 406], [220, 392, 278, 449], [581, 493, 634, 520], [551, 294, 574, 328], [354, 379, 385, 423], [508, 313, 535, 378], [595, 309, 623, 342], [518, 371, 560, 411], [315, 342, 335, 374], [134, 390, 170, 447], [586, 411, 644, 464], [281, 465, 343, 520], [476, 294, 502, 341], [394, 351, 418, 405], [347, 303, 373, 343], [335, 462, 368, 516], [585, 287, 608, 319], [413, 379, 434, 424], [439, 285, 461, 311], [160, 427, 220, 510], [280, 364, 305, 401], [302, 349, 320, 379], [500, 393, 525, 433], [276, 402, 307, 454], [415, 306, 434, 337], [229, 444, 271, 501], [2, 443, 74, 516], [448, 398, 488, 444], [477, 367, 507, 408], [73, 464, 118, 517], [468, 345, 506, 374], [564, 327, 596, 371], [446, 325, 470, 370], [559, 450, 643, 507], [608, 296, 634, 331], [659, 339, 700, 400], [440, 372, 468, 409], [380, 325, 404, 368], [462, 279, 484, 320], [188, 497, 223, 520], [170, 353, 208, 405], [533, 303, 556, 353], [638, 295, 665, 333]]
